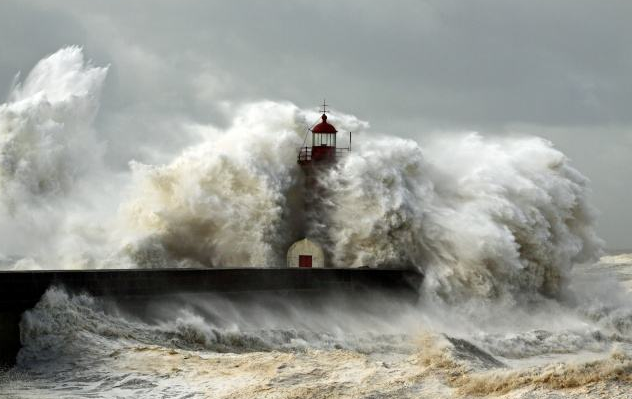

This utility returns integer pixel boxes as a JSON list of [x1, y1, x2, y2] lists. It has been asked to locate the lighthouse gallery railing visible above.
[[297, 147, 350, 163]]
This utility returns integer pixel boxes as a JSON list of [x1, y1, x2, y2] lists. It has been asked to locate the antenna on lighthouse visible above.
[[319, 99, 329, 114]]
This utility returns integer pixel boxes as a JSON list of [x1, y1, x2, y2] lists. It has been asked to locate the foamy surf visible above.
[[0, 47, 629, 398], [3, 264, 632, 399]]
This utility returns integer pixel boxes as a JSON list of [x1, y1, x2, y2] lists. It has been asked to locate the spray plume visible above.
[[0, 47, 602, 304]]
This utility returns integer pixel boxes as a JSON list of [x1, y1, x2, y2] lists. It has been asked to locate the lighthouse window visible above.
[[313, 133, 336, 147]]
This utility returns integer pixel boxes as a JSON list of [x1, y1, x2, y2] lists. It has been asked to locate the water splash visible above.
[[0, 46, 112, 269], [0, 48, 604, 306], [309, 134, 600, 302]]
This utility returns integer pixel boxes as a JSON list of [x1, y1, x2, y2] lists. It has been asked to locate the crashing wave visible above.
[[0, 47, 604, 305]]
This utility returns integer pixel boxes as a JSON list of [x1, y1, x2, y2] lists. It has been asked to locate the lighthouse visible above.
[[287, 101, 350, 268]]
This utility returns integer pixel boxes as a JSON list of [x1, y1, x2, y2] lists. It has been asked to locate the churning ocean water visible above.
[[0, 254, 631, 398], [1, 48, 630, 398]]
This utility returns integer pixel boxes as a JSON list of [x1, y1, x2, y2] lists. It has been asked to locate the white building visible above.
[[286, 238, 325, 268]]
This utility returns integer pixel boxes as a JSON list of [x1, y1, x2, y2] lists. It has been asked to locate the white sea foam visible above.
[[5, 281, 632, 399], [0, 47, 603, 305], [599, 253, 632, 265], [1, 47, 629, 399], [0, 47, 125, 270]]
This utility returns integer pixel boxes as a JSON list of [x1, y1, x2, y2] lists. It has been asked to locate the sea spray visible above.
[[120, 102, 308, 267], [123, 122, 602, 304], [1, 46, 106, 201], [317, 134, 602, 302], [0, 47, 603, 305], [0, 46, 116, 269], [1, 46, 629, 399], [18, 286, 421, 363], [12, 281, 632, 398]]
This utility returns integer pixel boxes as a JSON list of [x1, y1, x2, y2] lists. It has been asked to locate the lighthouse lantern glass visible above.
[[313, 132, 336, 147]]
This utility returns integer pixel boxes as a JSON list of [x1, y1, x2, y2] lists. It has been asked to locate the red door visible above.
[[298, 255, 312, 268]]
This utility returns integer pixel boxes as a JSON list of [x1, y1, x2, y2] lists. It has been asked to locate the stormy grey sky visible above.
[[1, 0, 630, 248]]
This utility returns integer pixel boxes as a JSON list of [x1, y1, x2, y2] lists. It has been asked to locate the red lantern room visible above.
[[297, 100, 350, 166], [310, 113, 337, 161]]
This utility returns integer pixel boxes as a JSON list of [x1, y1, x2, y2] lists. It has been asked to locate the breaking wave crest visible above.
[[119, 112, 603, 303], [120, 102, 308, 267], [317, 135, 602, 302], [457, 352, 632, 396], [1, 45, 106, 200], [18, 286, 417, 364], [12, 286, 632, 398], [416, 333, 632, 397], [0, 47, 604, 307], [0, 46, 111, 268], [1, 45, 629, 399], [1, 44, 630, 399]]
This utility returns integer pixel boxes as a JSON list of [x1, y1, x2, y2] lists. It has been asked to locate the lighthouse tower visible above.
[[287, 101, 350, 268]]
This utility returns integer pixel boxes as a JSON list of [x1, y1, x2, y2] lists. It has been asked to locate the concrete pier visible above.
[[0, 268, 422, 365]]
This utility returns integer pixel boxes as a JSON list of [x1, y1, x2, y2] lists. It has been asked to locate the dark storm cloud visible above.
[[0, 0, 630, 247]]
